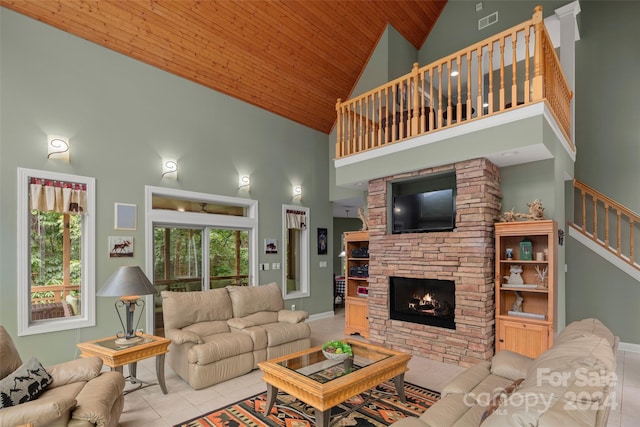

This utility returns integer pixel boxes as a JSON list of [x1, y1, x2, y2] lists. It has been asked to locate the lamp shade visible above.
[[97, 266, 156, 297]]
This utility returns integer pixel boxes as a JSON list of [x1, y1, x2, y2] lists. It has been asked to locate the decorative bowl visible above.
[[322, 349, 350, 361]]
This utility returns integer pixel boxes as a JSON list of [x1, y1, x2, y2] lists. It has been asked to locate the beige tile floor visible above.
[[117, 309, 639, 427]]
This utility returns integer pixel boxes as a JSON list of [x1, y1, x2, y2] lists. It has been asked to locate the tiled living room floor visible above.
[[117, 309, 639, 427]]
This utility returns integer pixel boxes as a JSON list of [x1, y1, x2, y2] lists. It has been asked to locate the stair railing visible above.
[[571, 179, 639, 271]]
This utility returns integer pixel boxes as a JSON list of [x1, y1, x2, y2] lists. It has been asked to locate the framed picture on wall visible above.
[[114, 203, 137, 230], [317, 228, 328, 255], [109, 236, 133, 258], [265, 239, 278, 254]]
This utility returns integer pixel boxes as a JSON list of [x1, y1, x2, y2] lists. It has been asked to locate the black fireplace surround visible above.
[[389, 276, 456, 330]]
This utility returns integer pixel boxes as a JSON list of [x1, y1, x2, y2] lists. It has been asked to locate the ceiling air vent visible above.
[[478, 11, 498, 30]]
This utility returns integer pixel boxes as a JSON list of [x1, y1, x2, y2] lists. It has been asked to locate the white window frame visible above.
[[282, 204, 310, 300], [17, 168, 96, 336], [144, 186, 259, 331]]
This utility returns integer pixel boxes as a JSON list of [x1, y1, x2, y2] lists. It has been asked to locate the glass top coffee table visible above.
[[257, 339, 411, 427]]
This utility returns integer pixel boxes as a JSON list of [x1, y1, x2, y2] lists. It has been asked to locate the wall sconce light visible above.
[[292, 185, 302, 198], [47, 135, 70, 161], [162, 159, 178, 179], [239, 174, 250, 188]]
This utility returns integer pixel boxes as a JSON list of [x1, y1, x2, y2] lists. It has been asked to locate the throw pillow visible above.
[[0, 356, 52, 408]]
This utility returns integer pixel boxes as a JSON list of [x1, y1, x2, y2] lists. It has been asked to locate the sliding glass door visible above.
[[146, 186, 259, 337], [152, 226, 249, 336]]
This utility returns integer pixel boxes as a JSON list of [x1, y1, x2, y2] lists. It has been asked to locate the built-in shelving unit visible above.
[[495, 220, 557, 358], [344, 231, 369, 338]]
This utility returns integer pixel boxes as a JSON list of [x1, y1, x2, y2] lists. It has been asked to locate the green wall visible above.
[[0, 8, 332, 363], [569, 1, 640, 343]]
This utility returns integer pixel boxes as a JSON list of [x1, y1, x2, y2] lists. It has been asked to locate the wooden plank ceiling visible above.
[[1, 0, 446, 134]]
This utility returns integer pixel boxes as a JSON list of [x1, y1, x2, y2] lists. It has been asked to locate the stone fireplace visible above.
[[366, 158, 501, 366]]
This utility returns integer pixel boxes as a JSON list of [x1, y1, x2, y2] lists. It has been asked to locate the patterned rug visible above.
[[174, 381, 439, 427]]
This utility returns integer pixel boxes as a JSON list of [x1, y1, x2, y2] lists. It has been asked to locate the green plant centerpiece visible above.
[[322, 340, 353, 360]]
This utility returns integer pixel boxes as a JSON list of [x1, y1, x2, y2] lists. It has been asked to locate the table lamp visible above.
[[97, 265, 157, 345]]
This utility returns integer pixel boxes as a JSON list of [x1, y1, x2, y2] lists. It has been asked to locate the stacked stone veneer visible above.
[[366, 158, 502, 367]]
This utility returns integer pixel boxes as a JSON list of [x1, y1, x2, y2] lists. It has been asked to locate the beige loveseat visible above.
[[162, 283, 311, 390], [0, 326, 125, 427], [393, 318, 618, 427]]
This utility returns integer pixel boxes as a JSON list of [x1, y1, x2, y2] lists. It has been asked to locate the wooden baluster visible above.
[[604, 203, 610, 247], [416, 62, 422, 136], [617, 210, 622, 256], [438, 64, 443, 128], [524, 28, 531, 104], [447, 59, 452, 124], [392, 84, 397, 142], [456, 55, 462, 122], [466, 51, 472, 120], [511, 32, 517, 107], [420, 69, 426, 132], [499, 37, 505, 111], [376, 91, 382, 147], [593, 197, 598, 241], [335, 99, 342, 158], [580, 188, 586, 233], [429, 68, 435, 130], [359, 98, 364, 150], [477, 46, 483, 117], [532, 5, 544, 101], [630, 219, 635, 265], [488, 43, 494, 114]]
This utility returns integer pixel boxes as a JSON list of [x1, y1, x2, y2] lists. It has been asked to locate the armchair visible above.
[[0, 326, 125, 427]]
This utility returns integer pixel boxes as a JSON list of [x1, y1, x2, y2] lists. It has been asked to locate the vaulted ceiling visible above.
[[2, 0, 447, 134]]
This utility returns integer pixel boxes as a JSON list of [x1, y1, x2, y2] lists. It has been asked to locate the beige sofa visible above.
[[162, 283, 311, 390], [393, 318, 618, 427], [0, 326, 125, 427]]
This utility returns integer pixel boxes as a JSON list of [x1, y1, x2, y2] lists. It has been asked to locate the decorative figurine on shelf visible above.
[[511, 291, 524, 312], [358, 207, 369, 231], [498, 199, 546, 222], [535, 265, 548, 288], [504, 265, 524, 285]]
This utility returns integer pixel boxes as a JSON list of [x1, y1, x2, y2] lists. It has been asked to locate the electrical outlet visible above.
[[291, 304, 296, 311], [319, 261, 327, 268], [272, 262, 280, 270], [476, 2, 483, 12]]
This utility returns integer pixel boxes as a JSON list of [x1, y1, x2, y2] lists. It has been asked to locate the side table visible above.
[[76, 333, 170, 394]]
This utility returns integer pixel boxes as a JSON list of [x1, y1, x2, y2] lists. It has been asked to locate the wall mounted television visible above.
[[391, 174, 456, 233]]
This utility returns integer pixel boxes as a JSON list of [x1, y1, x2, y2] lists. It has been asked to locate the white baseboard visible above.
[[618, 341, 640, 353], [307, 310, 336, 322]]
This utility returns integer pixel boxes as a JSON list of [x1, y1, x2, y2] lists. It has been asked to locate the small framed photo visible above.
[[114, 203, 137, 230], [265, 238, 278, 254], [317, 228, 328, 255], [109, 236, 133, 258]]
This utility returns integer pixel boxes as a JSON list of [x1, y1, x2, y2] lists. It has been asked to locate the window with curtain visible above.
[[282, 205, 309, 299], [17, 168, 96, 336]]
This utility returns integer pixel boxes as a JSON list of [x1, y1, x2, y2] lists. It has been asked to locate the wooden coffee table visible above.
[[76, 333, 170, 394], [257, 339, 411, 427]]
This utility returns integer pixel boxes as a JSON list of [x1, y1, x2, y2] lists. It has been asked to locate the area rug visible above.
[[174, 381, 440, 427]]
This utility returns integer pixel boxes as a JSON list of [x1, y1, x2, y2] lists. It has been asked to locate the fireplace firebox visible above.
[[389, 277, 455, 329]]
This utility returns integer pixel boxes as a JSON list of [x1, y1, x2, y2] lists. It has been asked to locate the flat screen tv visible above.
[[392, 188, 455, 233]]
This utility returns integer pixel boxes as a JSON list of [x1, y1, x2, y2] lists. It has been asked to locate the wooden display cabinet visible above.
[[343, 230, 369, 338], [495, 220, 557, 358]]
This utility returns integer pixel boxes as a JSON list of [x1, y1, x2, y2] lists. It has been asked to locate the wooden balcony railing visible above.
[[31, 284, 80, 304], [335, 6, 573, 159], [571, 179, 639, 271]]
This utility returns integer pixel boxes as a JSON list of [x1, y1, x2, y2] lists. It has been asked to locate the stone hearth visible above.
[[366, 158, 501, 366]]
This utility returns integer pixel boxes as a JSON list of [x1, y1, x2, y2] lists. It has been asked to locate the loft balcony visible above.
[[334, 6, 576, 187]]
